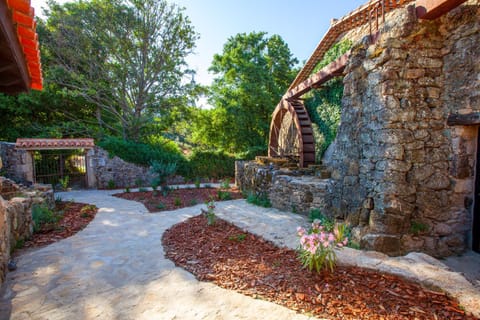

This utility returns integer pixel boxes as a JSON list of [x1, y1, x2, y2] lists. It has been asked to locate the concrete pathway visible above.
[[0, 189, 479, 319]]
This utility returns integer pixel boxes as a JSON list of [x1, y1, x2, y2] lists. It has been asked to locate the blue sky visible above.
[[31, 0, 367, 86]]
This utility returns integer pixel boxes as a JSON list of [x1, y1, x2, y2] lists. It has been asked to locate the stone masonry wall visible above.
[[235, 161, 333, 215], [327, 1, 480, 257], [0, 142, 32, 184], [87, 146, 156, 189], [0, 177, 54, 286]]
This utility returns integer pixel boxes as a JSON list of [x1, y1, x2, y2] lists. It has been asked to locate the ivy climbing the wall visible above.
[[304, 40, 352, 162]]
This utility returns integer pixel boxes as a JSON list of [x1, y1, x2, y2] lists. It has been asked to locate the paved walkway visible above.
[[0, 189, 479, 319]]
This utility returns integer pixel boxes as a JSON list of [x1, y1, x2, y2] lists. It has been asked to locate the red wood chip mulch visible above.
[[114, 187, 243, 213], [162, 215, 477, 320], [22, 202, 98, 249]]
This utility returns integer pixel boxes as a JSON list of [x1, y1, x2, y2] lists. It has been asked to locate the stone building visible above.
[[238, 0, 480, 257]]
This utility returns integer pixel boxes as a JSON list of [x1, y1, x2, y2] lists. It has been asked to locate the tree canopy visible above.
[[41, 0, 199, 141], [189, 32, 298, 153]]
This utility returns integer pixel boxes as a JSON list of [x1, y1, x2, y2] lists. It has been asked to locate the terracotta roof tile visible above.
[[5, 0, 43, 90], [15, 138, 95, 150]]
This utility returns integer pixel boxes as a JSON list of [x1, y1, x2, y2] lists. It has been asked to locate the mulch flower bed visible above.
[[114, 187, 243, 212], [22, 202, 98, 249], [162, 215, 477, 320]]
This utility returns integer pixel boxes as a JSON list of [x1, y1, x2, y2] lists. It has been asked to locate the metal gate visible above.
[[33, 151, 87, 189]]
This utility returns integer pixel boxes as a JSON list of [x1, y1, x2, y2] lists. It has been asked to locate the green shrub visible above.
[[150, 160, 177, 188], [98, 136, 186, 169], [220, 179, 230, 190], [235, 145, 267, 160], [187, 149, 235, 179], [308, 209, 335, 231], [138, 187, 148, 192], [189, 199, 198, 206], [135, 178, 144, 188], [156, 202, 166, 210], [174, 197, 182, 207], [32, 204, 60, 232], [194, 177, 201, 189], [107, 179, 116, 189], [217, 190, 232, 201], [410, 221, 429, 235], [246, 192, 272, 208]]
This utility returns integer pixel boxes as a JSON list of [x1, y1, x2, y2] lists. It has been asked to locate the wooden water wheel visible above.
[[268, 99, 315, 167]]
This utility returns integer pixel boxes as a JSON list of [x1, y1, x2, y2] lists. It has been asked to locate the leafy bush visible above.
[[32, 204, 60, 232], [217, 190, 232, 201], [98, 136, 186, 168], [246, 192, 272, 208], [107, 179, 116, 189], [235, 145, 267, 160], [187, 149, 235, 179], [150, 160, 177, 190], [194, 177, 201, 189], [174, 197, 182, 206], [308, 209, 335, 231]]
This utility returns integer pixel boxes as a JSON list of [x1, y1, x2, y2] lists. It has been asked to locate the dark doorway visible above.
[[473, 128, 480, 252], [33, 150, 87, 189]]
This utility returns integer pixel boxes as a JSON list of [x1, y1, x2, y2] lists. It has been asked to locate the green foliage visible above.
[[135, 178, 144, 188], [150, 178, 160, 191], [156, 202, 166, 210], [58, 176, 69, 190], [15, 239, 25, 250], [304, 40, 353, 161], [42, 0, 199, 141], [308, 209, 335, 231], [187, 150, 235, 179], [189, 199, 198, 206], [138, 187, 148, 192], [217, 190, 232, 201], [190, 32, 298, 153], [125, 187, 130, 193], [174, 197, 182, 207], [32, 204, 61, 232], [410, 221, 429, 235], [150, 160, 177, 189], [98, 136, 185, 167], [220, 179, 230, 190], [205, 200, 216, 226], [235, 145, 267, 161], [228, 234, 247, 242], [194, 177, 201, 189], [246, 192, 272, 208], [312, 40, 353, 73], [107, 179, 116, 189]]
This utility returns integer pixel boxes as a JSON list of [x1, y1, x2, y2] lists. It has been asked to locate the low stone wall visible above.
[[236, 161, 333, 215], [0, 177, 54, 286]]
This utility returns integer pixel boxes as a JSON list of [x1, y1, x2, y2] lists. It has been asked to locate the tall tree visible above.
[[42, 0, 198, 141], [192, 32, 298, 153]]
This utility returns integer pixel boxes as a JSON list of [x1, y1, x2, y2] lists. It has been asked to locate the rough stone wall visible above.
[[0, 142, 32, 184], [235, 161, 332, 215], [327, 2, 480, 257], [88, 146, 156, 189], [0, 177, 54, 286]]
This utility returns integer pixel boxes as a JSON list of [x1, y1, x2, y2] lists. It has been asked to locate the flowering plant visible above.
[[205, 199, 216, 226], [296, 219, 348, 273]]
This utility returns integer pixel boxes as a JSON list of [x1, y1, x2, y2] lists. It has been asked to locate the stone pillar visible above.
[[24, 151, 34, 183], [86, 149, 96, 188]]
